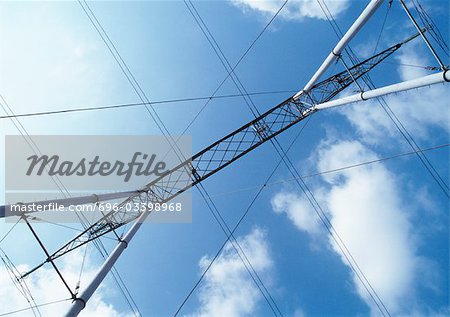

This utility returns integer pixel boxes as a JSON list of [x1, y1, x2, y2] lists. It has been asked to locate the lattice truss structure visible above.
[[19, 35, 416, 279]]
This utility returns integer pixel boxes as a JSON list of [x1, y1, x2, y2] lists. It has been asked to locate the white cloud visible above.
[[0, 249, 133, 317], [317, 141, 419, 314], [343, 43, 450, 142], [272, 140, 436, 315], [231, 0, 350, 21], [187, 228, 273, 317], [271, 192, 322, 235]]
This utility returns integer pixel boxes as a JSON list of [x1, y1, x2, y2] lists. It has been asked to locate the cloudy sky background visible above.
[[0, 0, 448, 316]]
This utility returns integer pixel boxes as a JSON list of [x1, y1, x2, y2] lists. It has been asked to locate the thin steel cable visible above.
[[196, 183, 281, 316], [412, 0, 450, 58], [383, 61, 440, 70], [2, 34, 140, 317], [0, 90, 296, 120], [0, 96, 96, 304], [372, 0, 392, 56], [174, 0, 289, 139], [19, 216, 118, 241], [79, 1, 269, 314], [78, 1, 188, 168], [1, 249, 42, 317], [2, 77, 140, 317], [0, 217, 21, 245], [0, 298, 71, 317], [175, 2, 291, 313]]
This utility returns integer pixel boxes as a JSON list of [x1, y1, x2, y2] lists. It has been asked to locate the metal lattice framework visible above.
[[19, 37, 413, 279]]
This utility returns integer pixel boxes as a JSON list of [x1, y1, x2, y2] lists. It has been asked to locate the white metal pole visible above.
[[65, 209, 150, 317], [315, 70, 449, 110], [398, 0, 445, 70], [293, 0, 385, 100]]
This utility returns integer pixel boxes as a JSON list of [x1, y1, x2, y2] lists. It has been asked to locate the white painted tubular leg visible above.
[[293, 0, 385, 100], [65, 209, 150, 317], [315, 70, 449, 110]]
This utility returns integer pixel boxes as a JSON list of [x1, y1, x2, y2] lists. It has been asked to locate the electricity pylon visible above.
[[1, 0, 448, 315]]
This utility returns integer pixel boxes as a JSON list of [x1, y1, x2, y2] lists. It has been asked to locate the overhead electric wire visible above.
[[383, 61, 440, 70], [184, 2, 395, 317], [77, 0, 283, 314], [0, 95, 93, 309], [412, 0, 450, 58], [78, 0, 188, 169], [78, 0, 260, 314], [78, 1, 284, 315], [1, 248, 42, 317], [0, 298, 71, 317], [0, 217, 21, 245], [0, 90, 297, 120], [0, 6, 144, 314], [77, 0, 208, 314], [173, 0, 290, 139], [21, 216, 117, 241], [372, 0, 393, 55], [196, 183, 283, 317]]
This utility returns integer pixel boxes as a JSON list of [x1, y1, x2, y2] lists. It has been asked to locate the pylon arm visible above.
[[293, 0, 385, 99], [315, 70, 449, 110]]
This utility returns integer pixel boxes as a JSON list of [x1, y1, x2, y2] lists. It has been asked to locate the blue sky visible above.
[[0, 0, 449, 316]]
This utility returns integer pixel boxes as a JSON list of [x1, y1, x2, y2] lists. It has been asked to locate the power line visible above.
[[0, 298, 71, 317], [196, 183, 283, 316], [0, 90, 296, 120], [1, 248, 42, 317], [0, 218, 21, 245], [372, 0, 392, 56], [78, 0, 188, 168], [174, 0, 290, 139]]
